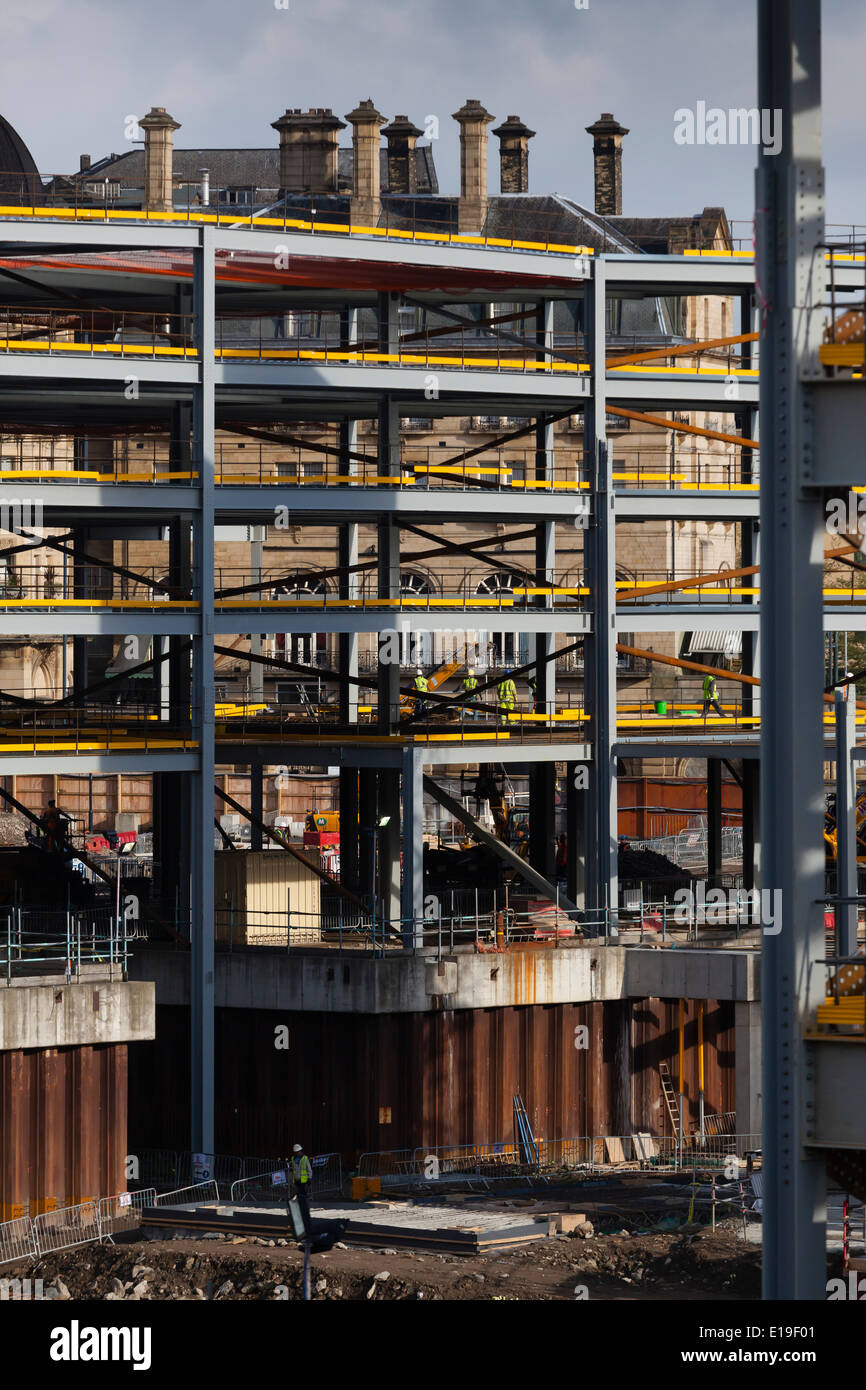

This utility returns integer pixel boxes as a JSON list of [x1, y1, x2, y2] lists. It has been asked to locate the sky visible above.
[[2, 0, 863, 228]]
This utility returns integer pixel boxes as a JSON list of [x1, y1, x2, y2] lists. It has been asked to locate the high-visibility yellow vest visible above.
[[498, 679, 516, 703], [293, 1154, 312, 1183], [413, 676, 428, 693]]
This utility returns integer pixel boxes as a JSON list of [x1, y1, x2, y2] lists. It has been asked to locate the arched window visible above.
[[272, 577, 327, 665], [400, 572, 434, 665], [474, 571, 526, 667]]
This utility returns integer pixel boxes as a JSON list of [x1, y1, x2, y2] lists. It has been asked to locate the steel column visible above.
[[190, 225, 216, 1154], [400, 746, 425, 949], [584, 259, 618, 928], [834, 686, 857, 958], [757, 0, 828, 1299], [707, 759, 722, 889]]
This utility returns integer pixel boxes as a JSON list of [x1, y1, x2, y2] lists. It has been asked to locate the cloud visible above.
[[0, 0, 861, 222]]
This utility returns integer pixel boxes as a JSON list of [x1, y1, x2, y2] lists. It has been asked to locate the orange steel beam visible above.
[[607, 331, 758, 368], [615, 643, 759, 685], [605, 406, 759, 450], [617, 563, 759, 601], [618, 642, 865, 710], [617, 542, 860, 602]]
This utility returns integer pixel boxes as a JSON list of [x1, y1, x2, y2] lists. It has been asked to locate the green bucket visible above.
[[654, 700, 668, 715]]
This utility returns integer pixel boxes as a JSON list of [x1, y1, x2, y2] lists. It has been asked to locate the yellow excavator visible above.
[[824, 791, 866, 866]]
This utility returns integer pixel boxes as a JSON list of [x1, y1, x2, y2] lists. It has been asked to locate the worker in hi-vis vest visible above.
[[412, 668, 429, 716], [702, 672, 724, 718], [497, 669, 517, 722], [292, 1143, 313, 1230], [462, 667, 479, 718]]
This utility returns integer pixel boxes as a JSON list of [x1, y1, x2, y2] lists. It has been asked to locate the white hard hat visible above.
[[416, 668, 423, 676], [468, 666, 475, 675], [292, 1144, 303, 1153]]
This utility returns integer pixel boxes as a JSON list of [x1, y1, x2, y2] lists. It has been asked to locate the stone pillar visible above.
[[585, 113, 629, 216], [140, 107, 181, 214], [271, 108, 346, 193], [382, 115, 422, 195], [452, 99, 494, 235], [345, 99, 386, 225], [492, 115, 535, 193]]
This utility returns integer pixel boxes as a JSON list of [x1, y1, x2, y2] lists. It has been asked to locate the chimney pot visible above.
[[492, 114, 535, 194], [382, 113, 423, 195], [452, 99, 495, 235], [139, 107, 181, 214], [272, 105, 346, 193], [585, 112, 629, 216]]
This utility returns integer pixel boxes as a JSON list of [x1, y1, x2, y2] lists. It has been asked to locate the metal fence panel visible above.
[[356, 1149, 414, 1179], [173, 1152, 245, 1193], [309, 1152, 342, 1196], [153, 1181, 219, 1208], [32, 1200, 100, 1256], [0, 1216, 37, 1267], [97, 1188, 157, 1240], [229, 1169, 290, 1206]]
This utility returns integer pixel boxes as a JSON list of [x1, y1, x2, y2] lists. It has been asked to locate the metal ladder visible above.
[[659, 1062, 680, 1137]]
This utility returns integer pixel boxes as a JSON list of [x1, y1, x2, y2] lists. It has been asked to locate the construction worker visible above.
[[497, 668, 517, 722], [702, 672, 725, 718], [528, 673, 538, 714], [41, 799, 70, 853], [461, 666, 479, 719], [412, 668, 429, 717], [555, 833, 568, 878], [292, 1143, 313, 1232]]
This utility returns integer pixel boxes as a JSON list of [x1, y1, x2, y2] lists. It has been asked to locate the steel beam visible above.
[[422, 774, 581, 917], [584, 259, 618, 926], [190, 227, 216, 1155], [400, 746, 425, 948], [834, 686, 858, 958], [757, 0, 828, 1300]]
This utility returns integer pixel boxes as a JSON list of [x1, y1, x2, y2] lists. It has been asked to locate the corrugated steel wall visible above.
[[129, 998, 734, 1161], [0, 1044, 127, 1219], [618, 777, 742, 839]]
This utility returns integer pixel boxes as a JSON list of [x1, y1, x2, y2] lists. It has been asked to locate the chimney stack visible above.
[[492, 115, 535, 194], [452, 99, 494, 235], [140, 107, 181, 214], [271, 107, 346, 194], [79, 154, 91, 172], [382, 115, 423, 195], [585, 112, 629, 216], [345, 99, 386, 225]]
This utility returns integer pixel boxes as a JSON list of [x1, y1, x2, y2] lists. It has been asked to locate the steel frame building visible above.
[[0, 52, 863, 1293]]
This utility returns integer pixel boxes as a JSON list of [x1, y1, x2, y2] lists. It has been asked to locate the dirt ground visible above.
[[13, 1224, 767, 1301]]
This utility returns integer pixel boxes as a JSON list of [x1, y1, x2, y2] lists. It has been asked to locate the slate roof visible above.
[[72, 145, 437, 196]]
